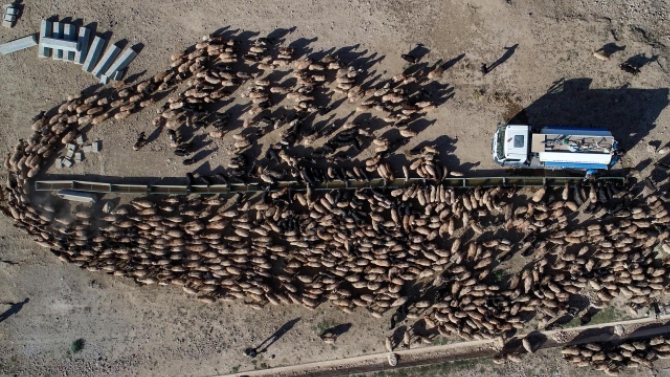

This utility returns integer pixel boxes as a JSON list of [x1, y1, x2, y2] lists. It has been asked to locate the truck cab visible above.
[[492, 123, 619, 171], [492, 124, 530, 167]]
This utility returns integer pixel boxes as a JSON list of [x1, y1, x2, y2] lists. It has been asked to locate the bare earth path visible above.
[[223, 315, 670, 377]]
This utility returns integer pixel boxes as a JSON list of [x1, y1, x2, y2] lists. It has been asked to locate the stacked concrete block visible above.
[[63, 23, 77, 62], [39, 37, 79, 51], [2, 4, 17, 28], [59, 137, 101, 168], [0, 34, 37, 55], [38, 20, 52, 58], [52, 21, 64, 60], [1, 17, 140, 83]]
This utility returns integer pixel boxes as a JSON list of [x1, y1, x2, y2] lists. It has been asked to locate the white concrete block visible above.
[[52, 21, 64, 60], [74, 26, 90, 65], [63, 23, 77, 62], [82, 145, 92, 153], [2, 4, 15, 28], [91, 43, 120, 78], [74, 152, 83, 162], [103, 47, 138, 77], [0, 34, 37, 55], [63, 157, 73, 167], [38, 20, 52, 58], [91, 140, 101, 152], [66, 143, 77, 151], [75, 134, 84, 145], [82, 36, 105, 73], [39, 37, 79, 51]]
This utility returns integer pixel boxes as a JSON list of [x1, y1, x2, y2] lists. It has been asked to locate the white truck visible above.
[[492, 124, 620, 171]]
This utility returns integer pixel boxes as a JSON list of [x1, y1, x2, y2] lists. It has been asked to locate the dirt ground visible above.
[[1, 0, 670, 376]]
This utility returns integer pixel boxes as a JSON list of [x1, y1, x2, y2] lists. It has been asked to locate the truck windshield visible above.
[[496, 127, 506, 160]]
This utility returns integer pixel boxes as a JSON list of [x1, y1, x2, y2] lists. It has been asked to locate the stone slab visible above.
[[82, 36, 105, 73], [0, 34, 37, 55], [39, 37, 79, 51]]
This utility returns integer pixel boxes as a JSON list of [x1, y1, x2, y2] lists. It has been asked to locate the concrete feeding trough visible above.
[[91, 43, 121, 78], [57, 189, 97, 203], [2, 3, 17, 28], [82, 145, 92, 153], [75, 134, 84, 145], [0, 34, 37, 55], [82, 36, 105, 73], [74, 152, 83, 162], [66, 143, 77, 151], [91, 140, 101, 152], [74, 26, 90, 65], [62, 157, 73, 168], [103, 46, 138, 78], [38, 19, 52, 58]]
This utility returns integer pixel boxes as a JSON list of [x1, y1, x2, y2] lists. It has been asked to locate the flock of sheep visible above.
[[2, 29, 670, 374], [563, 337, 670, 375]]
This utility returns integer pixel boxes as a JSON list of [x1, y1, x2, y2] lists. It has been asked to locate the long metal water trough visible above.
[[34, 176, 626, 196]]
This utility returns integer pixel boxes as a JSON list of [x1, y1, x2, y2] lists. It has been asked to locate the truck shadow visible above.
[[508, 78, 669, 154]]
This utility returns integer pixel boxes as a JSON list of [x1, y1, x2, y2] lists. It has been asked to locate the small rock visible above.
[[647, 144, 657, 153], [658, 147, 669, 155]]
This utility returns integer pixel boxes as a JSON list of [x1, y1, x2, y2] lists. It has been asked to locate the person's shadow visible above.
[[487, 44, 519, 73], [245, 317, 301, 357], [0, 298, 29, 323]]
